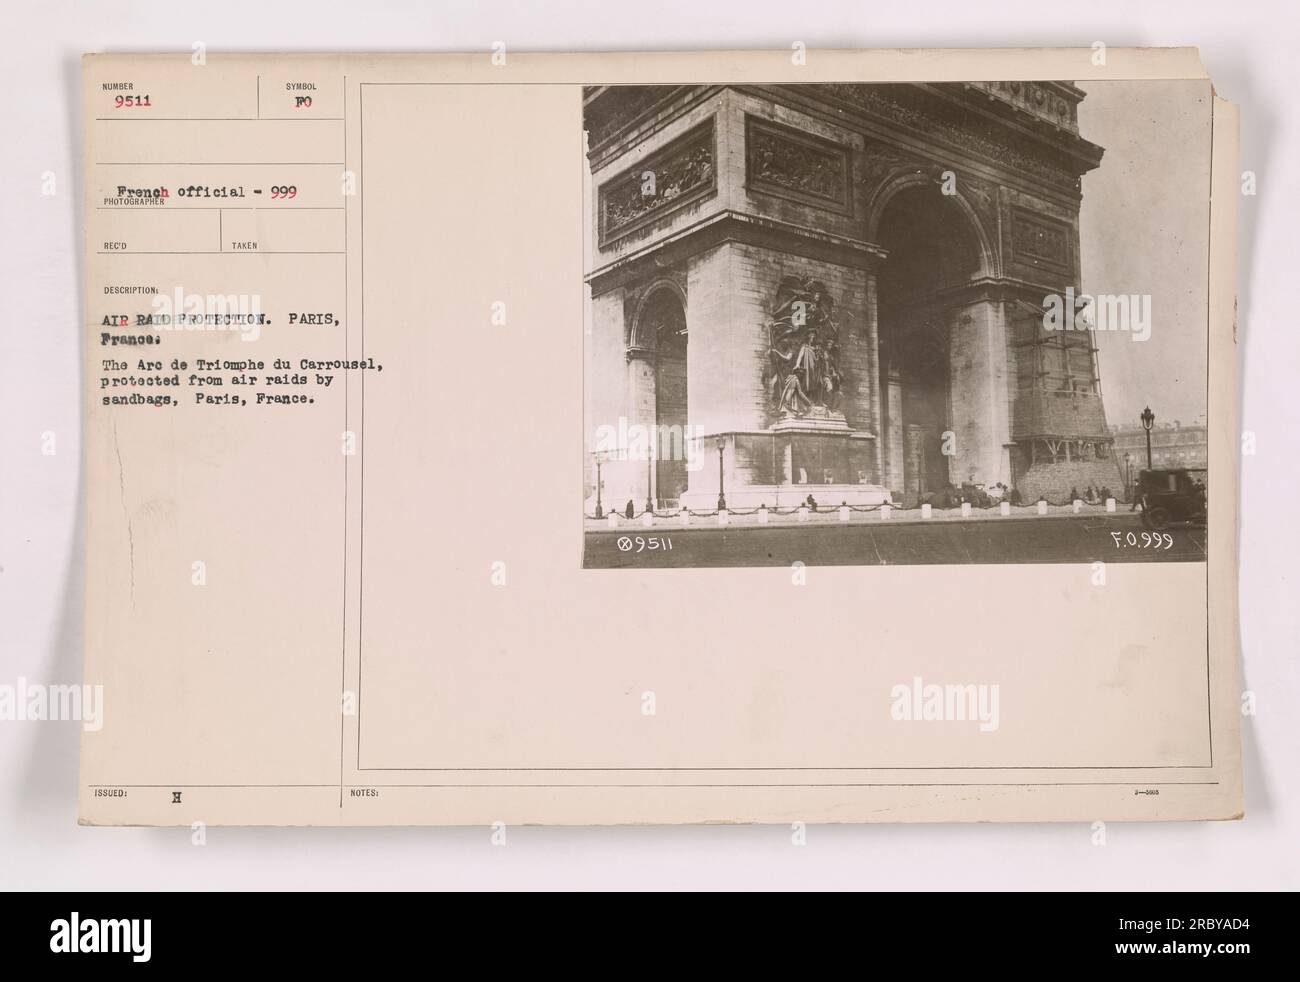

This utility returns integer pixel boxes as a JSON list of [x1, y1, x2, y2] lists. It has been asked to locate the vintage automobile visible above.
[[1136, 467, 1207, 530]]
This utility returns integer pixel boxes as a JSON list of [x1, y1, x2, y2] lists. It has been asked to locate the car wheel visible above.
[[1146, 506, 1172, 530]]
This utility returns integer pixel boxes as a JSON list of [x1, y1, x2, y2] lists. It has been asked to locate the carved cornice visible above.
[[586, 210, 886, 296], [912, 276, 1081, 309], [584, 86, 692, 153], [966, 81, 1080, 134], [807, 83, 1101, 193], [586, 83, 1103, 201]]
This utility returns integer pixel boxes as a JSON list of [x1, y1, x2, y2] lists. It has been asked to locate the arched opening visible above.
[[637, 289, 689, 506], [875, 184, 984, 500]]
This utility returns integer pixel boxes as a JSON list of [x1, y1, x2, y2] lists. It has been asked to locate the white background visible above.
[[1, 0, 1295, 890]]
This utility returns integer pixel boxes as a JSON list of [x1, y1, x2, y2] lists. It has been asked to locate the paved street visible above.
[[584, 512, 1208, 568]]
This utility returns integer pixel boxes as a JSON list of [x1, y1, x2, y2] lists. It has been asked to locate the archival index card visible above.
[[80, 49, 1241, 825]]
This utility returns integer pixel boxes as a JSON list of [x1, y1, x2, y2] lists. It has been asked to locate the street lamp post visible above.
[[1123, 452, 1132, 500], [646, 451, 654, 515], [716, 436, 727, 512], [1140, 406, 1155, 468], [594, 454, 604, 519]]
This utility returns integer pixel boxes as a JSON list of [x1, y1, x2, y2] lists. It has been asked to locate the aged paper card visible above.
[[79, 49, 1240, 825]]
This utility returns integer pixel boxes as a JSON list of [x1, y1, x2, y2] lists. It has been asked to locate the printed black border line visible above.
[[351, 80, 1217, 779]]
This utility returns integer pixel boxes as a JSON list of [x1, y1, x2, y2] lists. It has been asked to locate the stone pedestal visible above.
[[679, 427, 889, 510]]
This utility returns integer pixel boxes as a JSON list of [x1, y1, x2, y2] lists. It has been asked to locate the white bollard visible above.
[[1072, 499, 1082, 514], [880, 504, 891, 521], [797, 506, 810, 522], [758, 505, 769, 524], [1037, 500, 1048, 515], [839, 505, 850, 522], [961, 501, 972, 518], [642, 511, 654, 527], [718, 509, 729, 526], [1000, 501, 1011, 517], [680, 508, 690, 526], [1106, 498, 1116, 513], [921, 503, 933, 519], [607, 512, 619, 529]]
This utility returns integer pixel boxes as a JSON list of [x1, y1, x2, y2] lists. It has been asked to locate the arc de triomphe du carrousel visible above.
[[584, 82, 1120, 513]]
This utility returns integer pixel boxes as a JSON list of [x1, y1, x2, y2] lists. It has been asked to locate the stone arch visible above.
[[864, 171, 999, 279], [627, 283, 690, 506], [628, 278, 688, 351], [871, 174, 1002, 499]]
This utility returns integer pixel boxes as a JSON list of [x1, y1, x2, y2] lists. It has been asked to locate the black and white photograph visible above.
[[583, 80, 1212, 567]]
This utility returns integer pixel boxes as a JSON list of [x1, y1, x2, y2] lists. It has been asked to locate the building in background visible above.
[[1112, 420, 1209, 494]]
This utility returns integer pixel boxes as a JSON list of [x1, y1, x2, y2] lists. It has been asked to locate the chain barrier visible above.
[[588, 496, 1124, 522]]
